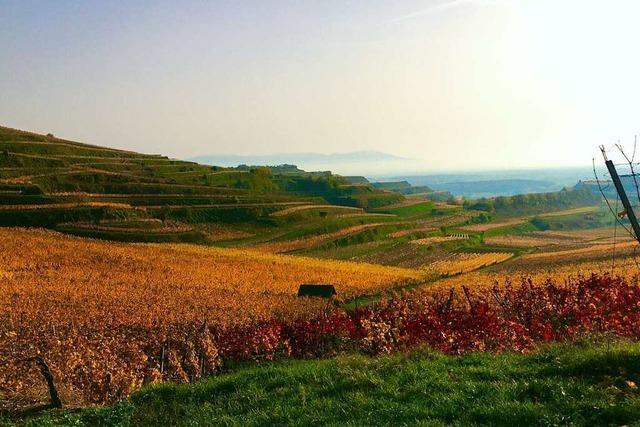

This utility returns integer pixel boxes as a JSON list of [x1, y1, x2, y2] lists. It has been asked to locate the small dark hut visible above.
[[297, 283, 336, 298]]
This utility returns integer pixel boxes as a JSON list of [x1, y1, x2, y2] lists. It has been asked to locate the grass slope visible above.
[[14, 341, 640, 426]]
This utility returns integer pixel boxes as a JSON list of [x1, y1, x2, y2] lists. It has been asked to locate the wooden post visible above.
[[29, 357, 62, 408], [160, 343, 165, 375], [605, 159, 640, 242]]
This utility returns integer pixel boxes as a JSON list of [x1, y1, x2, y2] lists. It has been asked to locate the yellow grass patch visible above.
[[421, 252, 513, 275], [459, 218, 526, 232]]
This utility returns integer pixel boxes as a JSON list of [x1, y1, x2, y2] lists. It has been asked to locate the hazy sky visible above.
[[2, 0, 640, 171]]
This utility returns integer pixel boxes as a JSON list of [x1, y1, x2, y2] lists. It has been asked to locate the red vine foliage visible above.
[[3, 274, 640, 403]]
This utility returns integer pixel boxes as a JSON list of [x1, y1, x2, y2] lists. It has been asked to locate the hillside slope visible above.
[[0, 126, 403, 241]]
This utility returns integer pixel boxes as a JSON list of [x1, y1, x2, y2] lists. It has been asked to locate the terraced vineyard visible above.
[[0, 126, 404, 242], [1, 125, 610, 278]]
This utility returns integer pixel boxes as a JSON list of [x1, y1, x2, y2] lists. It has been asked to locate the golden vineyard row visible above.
[[421, 252, 513, 276], [0, 228, 423, 329], [0, 228, 426, 402]]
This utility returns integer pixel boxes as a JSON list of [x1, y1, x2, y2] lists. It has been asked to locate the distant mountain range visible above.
[[381, 167, 594, 198], [189, 151, 406, 169]]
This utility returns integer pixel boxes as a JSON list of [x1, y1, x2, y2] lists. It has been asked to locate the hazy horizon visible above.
[[189, 149, 594, 176], [3, 0, 640, 170]]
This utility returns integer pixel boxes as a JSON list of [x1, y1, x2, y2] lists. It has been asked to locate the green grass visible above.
[[531, 210, 616, 231], [373, 201, 437, 218], [13, 341, 640, 426], [54, 226, 207, 243]]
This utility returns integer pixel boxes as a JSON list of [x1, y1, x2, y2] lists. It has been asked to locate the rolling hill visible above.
[[0, 125, 404, 242]]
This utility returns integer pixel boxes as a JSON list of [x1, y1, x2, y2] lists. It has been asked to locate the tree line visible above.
[[462, 188, 600, 215]]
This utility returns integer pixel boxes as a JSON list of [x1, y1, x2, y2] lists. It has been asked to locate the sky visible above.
[[2, 0, 640, 172]]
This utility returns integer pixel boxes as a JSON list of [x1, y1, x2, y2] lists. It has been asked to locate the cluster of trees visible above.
[[234, 167, 343, 193], [300, 177, 402, 208], [234, 167, 278, 191], [462, 188, 601, 215], [233, 169, 404, 209]]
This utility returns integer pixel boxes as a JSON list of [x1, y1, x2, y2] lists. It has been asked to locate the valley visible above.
[[1, 126, 638, 425]]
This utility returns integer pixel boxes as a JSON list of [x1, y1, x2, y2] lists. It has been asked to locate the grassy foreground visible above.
[[9, 341, 640, 427]]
